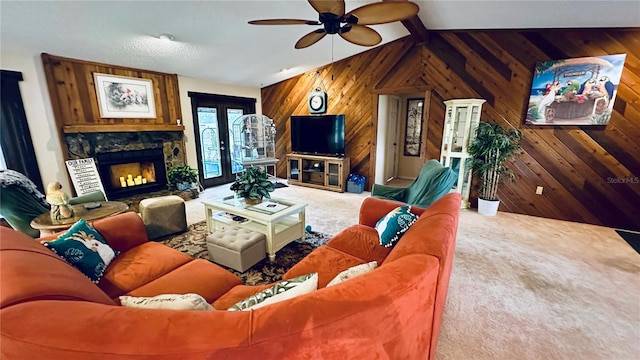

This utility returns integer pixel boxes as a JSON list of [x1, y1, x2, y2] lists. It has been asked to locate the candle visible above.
[[142, 178, 147, 184], [128, 174, 133, 181], [134, 176, 142, 185], [127, 179, 134, 186], [120, 179, 127, 188]]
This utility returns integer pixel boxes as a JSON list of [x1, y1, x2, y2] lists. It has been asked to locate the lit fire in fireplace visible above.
[[109, 162, 157, 189]]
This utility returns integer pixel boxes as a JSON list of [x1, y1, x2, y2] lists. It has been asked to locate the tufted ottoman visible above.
[[206, 226, 266, 272], [139, 195, 188, 240]]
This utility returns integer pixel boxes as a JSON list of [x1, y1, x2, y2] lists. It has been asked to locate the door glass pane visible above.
[[227, 108, 244, 174], [289, 158, 299, 180], [327, 163, 339, 186], [453, 107, 467, 152], [0, 145, 6, 170], [197, 107, 222, 179]]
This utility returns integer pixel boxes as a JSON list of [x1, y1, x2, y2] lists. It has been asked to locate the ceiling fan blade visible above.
[[339, 24, 382, 47], [345, 2, 419, 25], [308, 0, 345, 16], [248, 19, 321, 25], [295, 29, 327, 49]]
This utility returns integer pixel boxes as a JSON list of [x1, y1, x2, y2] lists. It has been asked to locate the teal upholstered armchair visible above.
[[0, 170, 105, 238], [371, 159, 457, 208]]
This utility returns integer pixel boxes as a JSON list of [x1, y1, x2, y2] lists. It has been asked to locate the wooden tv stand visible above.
[[286, 153, 350, 192]]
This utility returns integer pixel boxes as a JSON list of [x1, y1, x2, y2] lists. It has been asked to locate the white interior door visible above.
[[383, 96, 401, 183]]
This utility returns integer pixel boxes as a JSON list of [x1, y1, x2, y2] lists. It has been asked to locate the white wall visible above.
[[0, 51, 263, 193], [0, 52, 71, 190], [177, 76, 262, 169]]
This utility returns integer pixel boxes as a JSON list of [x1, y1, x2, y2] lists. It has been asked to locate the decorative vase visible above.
[[244, 197, 262, 205], [177, 182, 190, 191], [477, 198, 500, 216]]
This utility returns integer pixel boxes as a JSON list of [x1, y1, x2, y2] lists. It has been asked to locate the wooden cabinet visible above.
[[286, 154, 350, 192], [440, 99, 485, 208]]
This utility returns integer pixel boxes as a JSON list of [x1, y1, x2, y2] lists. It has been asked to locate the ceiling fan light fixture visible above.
[[249, 0, 419, 49], [158, 33, 175, 41]]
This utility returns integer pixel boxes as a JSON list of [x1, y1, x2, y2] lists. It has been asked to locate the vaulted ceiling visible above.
[[1, 1, 638, 87]]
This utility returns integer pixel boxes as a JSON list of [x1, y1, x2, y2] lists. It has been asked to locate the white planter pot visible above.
[[177, 182, 190, 191], [478, 198, 500, 216]]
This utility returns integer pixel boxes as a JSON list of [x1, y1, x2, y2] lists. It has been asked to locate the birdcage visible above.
[[231, 114, 276, 164]]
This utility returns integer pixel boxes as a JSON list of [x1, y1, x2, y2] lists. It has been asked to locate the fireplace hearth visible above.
[[64, 131, 186, 199]]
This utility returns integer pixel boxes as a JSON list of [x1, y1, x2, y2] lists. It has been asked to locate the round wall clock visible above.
[[308, 91, 327, 114]]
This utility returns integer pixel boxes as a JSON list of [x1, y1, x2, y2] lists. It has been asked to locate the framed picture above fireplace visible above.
[[94, 73, 156, 118]]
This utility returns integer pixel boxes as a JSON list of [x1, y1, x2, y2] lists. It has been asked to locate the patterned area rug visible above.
[[161, 221, 332, 285]]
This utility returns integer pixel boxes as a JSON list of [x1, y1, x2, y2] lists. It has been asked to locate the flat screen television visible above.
[[290, 114, 345, 157]]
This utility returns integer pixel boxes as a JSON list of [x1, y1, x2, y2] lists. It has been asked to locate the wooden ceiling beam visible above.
[[382, 0, 429, 43], [401, 15, 429, 43]]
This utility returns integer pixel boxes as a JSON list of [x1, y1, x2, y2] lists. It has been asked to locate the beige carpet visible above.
[[184, 181, 639, 359], [444, 210, 639, 359]]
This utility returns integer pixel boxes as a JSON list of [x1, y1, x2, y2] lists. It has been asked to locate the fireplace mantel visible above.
[[63, 125, 185, 133]]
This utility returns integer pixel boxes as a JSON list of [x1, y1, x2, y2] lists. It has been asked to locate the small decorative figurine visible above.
[[46, 182, 74, 220]]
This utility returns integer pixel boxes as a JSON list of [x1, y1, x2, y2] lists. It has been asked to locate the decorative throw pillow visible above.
[[326, 261, 378, 287], [44, 219, 118, 283], [228, 273, 318, 311], [119, 294, 214, 311], [375, 206, 419, 248]]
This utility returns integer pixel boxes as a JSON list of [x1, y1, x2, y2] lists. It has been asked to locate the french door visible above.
[[188, 92, 255, 188]]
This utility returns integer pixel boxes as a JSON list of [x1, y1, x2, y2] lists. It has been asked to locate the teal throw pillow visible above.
[[375, 206, 418, 248], [44, 219, 118, 283]]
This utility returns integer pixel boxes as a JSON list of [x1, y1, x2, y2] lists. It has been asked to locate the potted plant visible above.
[[468, 121, 522, 216], [167, 165, 198, 191], [230, 166, 275, 205]]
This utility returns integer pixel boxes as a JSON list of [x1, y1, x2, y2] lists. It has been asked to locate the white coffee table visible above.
[[203, 195, 307, 261]]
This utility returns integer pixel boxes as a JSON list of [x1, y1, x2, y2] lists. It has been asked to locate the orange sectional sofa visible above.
[[0, 193, 461, 359]]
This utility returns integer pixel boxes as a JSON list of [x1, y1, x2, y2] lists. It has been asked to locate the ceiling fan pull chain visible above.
[[331, 36, 334, 81]]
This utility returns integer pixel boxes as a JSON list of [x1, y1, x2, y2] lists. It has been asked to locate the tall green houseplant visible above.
[[468, 121, 522, 214]]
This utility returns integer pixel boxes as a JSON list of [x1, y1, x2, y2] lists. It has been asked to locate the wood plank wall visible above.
[[261, 29, 640, 231], [41, 53, 182, 136]]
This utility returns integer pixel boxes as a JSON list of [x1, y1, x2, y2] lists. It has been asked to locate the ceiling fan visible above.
[[248, 0, 419, 49]]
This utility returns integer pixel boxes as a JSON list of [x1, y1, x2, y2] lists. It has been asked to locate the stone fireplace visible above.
[[64, 131, 185, 199]]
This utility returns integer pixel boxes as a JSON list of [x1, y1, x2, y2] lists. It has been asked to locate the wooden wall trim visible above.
[[63, 125, 185, 133]]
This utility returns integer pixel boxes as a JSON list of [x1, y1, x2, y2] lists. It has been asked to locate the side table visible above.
[[30, 201, 129, 237]]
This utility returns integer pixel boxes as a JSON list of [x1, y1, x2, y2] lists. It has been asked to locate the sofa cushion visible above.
[[383, 195, 460, 266], [228, 273, 318, 311], [212, 284, 274, 310], [92, 212, 149, 253], [125, 259, 242, 303], [119, 293, 214, 311], [326, 224, 392, 264], [0, 227, 116, 308], [359, 196, 427, 228], [326, 261, 377, 287], [99, 242, 192, 298], [283, 246, 366, 288], [376, 205, 418, 248], [43, 219, 118, 283]]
